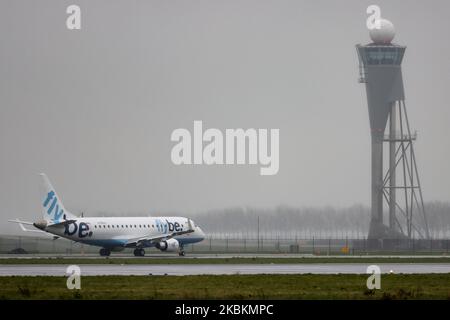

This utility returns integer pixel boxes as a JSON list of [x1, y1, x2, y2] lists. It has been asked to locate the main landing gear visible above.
[[99, 248, 111, 256], [134, 248, 145, 257], [178, 245, 185, 256]]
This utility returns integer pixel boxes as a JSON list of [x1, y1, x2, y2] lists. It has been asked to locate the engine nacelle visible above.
[[155, 238, 180, 252]]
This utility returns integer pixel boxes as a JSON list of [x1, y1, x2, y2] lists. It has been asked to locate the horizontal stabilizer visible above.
[[8, 219, 47, 234]]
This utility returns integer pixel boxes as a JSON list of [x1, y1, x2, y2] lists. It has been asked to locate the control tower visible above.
[[356, 19, 429, 240]]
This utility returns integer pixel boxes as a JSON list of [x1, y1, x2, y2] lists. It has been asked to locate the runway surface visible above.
[[0, 263, 449, 276]]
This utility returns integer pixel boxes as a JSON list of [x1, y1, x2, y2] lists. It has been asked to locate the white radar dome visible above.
[[369, 19, 395, 44]]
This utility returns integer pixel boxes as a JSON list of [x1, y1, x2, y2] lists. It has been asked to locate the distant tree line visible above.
[[189, 202, 450, 238]]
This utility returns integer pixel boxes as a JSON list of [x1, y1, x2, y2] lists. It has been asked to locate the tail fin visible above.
[[40, 173, 75, 223]]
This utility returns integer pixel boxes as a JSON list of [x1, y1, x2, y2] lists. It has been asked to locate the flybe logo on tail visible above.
[[43, 191, 64, 221]]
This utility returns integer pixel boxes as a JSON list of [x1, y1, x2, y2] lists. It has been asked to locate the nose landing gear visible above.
[[133, 248, 145, 257]]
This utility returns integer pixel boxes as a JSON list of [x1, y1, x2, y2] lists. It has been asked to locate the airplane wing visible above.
[[125, 219, 195, 248]]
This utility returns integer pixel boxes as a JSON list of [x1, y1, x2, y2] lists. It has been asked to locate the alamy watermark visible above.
[[366, 265, 381, 290], [66, 265, 81, 290], [66, 5, 81, 30], [366, 5, 381, 30], [171, 121, 280, 176]]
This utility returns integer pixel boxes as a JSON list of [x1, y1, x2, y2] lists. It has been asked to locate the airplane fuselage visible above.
[[44, 216, 205, 249]]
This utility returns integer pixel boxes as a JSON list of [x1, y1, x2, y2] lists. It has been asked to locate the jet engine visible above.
[[155, 238, 180, 252]]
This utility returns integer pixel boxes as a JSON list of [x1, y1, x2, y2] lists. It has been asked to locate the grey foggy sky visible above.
[[1, 1, 449, 231]]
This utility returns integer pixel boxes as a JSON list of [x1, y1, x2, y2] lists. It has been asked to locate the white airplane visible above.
[[9, 174, 206, 257]]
